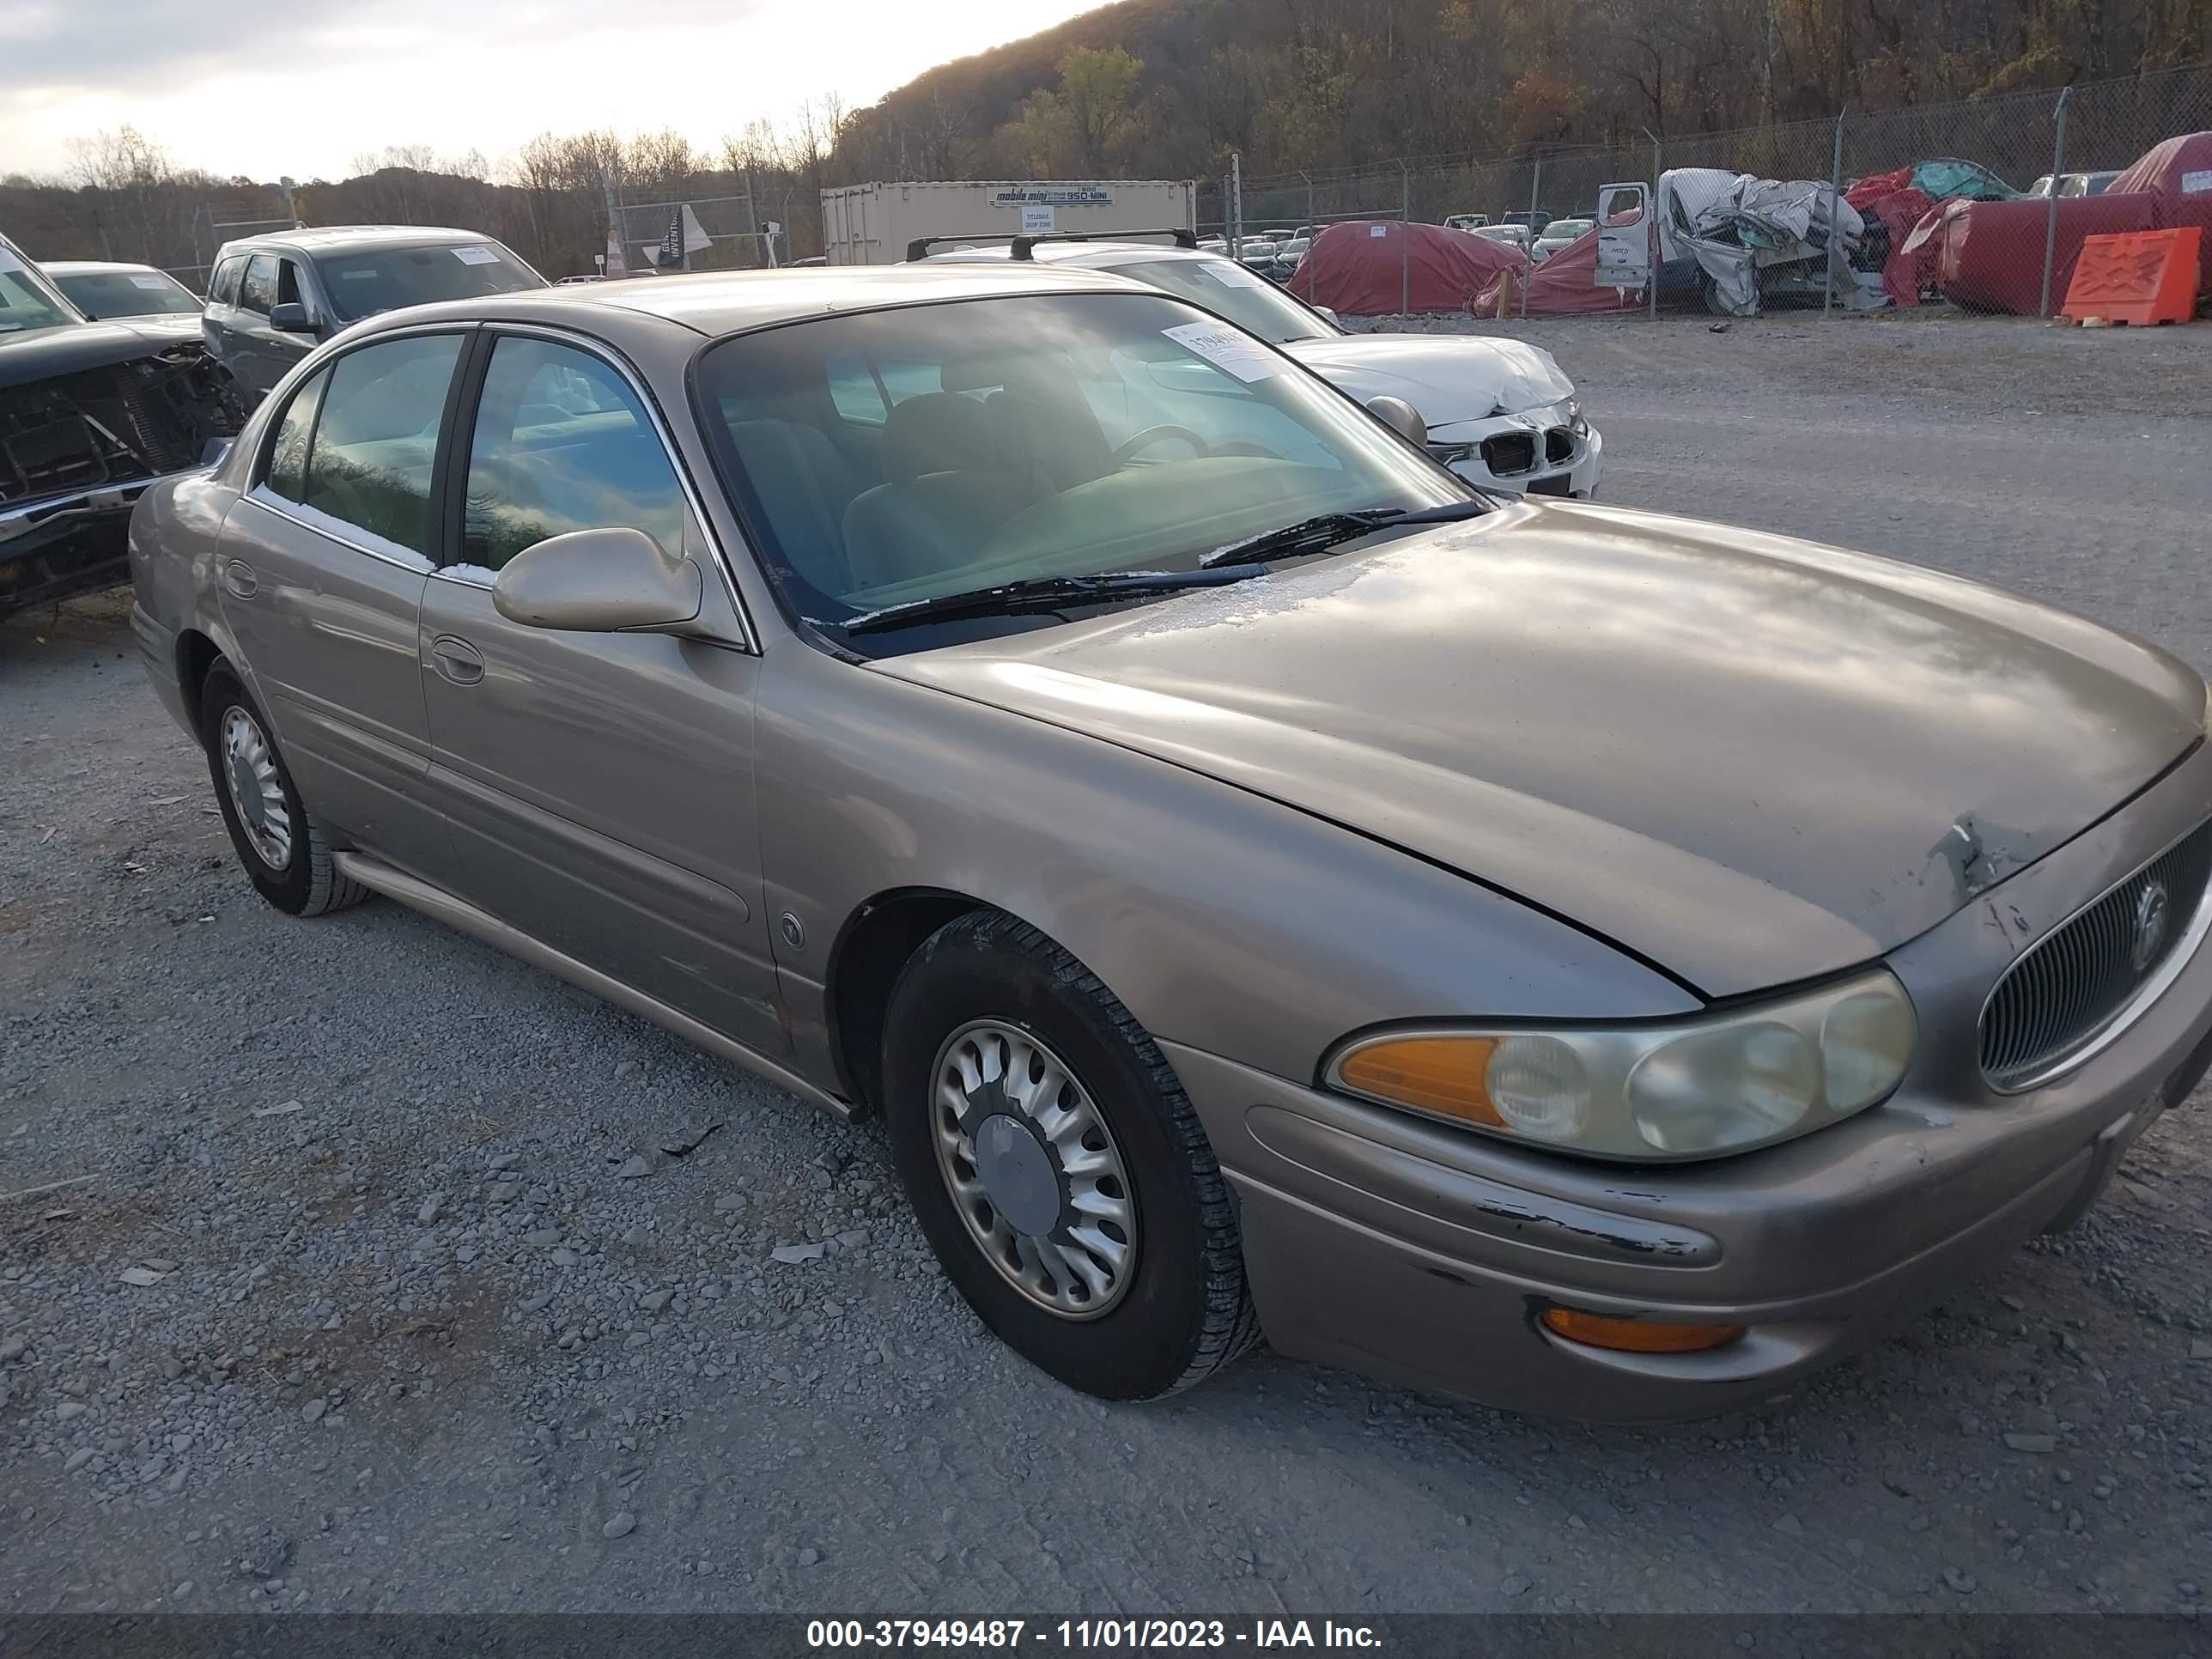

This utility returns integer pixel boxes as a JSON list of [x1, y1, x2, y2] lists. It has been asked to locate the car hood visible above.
[[0, 314, 208, 390], [876, 500, 2205, 998], [1281, 333, 1574, 424]]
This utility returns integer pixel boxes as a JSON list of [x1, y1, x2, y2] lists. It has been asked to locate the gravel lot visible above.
[[3, 313, 2209, 1617]]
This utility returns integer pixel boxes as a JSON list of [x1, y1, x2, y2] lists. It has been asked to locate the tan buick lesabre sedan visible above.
[[128, 264, 2212, 1420]]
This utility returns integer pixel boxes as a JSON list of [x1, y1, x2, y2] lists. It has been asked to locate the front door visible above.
[[216, 329, 468, 878], [1595, 182, 1653, 293], [416, 331, 783, 1058]]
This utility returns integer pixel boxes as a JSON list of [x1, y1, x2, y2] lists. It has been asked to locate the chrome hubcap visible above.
[[219, 706, 293, 871], [931, 1020, 1136, 1320]]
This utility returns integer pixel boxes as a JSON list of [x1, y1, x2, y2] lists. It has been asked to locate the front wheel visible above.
[[882, 911, 1258, 1400]]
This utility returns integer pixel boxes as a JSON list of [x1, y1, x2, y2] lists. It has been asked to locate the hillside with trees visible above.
[[5, 0, 2205, 282], [831, 0, 2211, 183]]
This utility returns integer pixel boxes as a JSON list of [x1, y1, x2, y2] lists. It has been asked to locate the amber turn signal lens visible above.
[[1540, 1308, 1745, 1353], [1335, 1036, 1503, 1126]]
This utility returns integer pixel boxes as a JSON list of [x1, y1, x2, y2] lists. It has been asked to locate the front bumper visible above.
[[1436, 415, 1602, 499], [0, 480, 154, 617], [1168, 740, 2212, 1422]]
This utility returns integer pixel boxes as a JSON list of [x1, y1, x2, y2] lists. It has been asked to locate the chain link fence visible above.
[[611, 191, 784, 274], [1200, 59, 2212, 320]]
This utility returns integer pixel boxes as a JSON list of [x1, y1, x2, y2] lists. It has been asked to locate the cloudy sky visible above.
[[2, 0, 1099, 181]]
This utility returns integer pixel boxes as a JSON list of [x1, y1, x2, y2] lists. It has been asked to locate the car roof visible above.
[[346, 260, 1157, 339], [923, 240, 1221, 271], [41, 259, 172, 278], [215, 225, 506, 258]]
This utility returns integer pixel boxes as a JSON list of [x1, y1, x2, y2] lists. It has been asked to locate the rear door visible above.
[[216, 328, 470, 878], [416, 329, 783, 1055]]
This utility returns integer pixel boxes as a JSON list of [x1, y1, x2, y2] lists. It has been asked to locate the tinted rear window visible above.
[[313, 242, 543, 324]]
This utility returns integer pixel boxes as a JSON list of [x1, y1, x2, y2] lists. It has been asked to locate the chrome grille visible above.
[[1980, 821, 2212, 1090]]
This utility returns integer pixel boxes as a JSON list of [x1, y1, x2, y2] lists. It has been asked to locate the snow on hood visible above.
[[1280, 333, 1574, 426]]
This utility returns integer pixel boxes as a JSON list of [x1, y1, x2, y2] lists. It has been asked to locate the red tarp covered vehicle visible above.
[[1907, 131, 2212, 313], [2109, 130, 2212, 303], [1469, 220, 1654, 317], [1289, 221, 1527, 316]]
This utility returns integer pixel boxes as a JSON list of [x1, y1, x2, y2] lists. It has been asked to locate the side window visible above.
[[210, 258, 245, 307], [261, 368, 329, 504], [825, 355, 887, 426], [300, 334, 465, 558], [277, 259, 307, 307], [240, 254, 277, 314], [461, 337, 686, 571]]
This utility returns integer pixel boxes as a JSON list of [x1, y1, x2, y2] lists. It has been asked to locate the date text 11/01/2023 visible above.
[[805, 1621, 1385, 1650]]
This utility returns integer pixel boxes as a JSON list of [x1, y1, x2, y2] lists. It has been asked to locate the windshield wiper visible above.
[[836, 565, 1271, 635], [1198, 501, 1489, 570]]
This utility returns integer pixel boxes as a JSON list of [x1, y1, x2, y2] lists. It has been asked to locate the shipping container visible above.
[[820, 179, 1199, 266]]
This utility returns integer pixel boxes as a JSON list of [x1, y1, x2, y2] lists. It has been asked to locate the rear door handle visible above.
[[430, 635, 485, 686], [223, 559, 258, 599]]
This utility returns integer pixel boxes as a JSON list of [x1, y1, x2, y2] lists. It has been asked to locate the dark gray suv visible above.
[[203, 226, 544, 401]]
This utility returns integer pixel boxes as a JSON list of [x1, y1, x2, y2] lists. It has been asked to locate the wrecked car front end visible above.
[[3, 239, 243, 620]]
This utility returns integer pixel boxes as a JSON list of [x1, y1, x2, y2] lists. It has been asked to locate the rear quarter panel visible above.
[[129, 471, 246, 724]]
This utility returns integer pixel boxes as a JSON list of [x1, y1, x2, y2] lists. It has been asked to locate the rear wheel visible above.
[[882, 910, 1258, 1400], [198, 663, 368, 917]]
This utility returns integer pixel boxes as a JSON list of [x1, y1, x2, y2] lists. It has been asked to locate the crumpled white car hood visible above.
[[1279, 333, 1574, 422]]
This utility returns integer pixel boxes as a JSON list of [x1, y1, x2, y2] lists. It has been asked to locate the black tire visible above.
[[882, 910, 1258, 1400], [198, 663, 369, 918]]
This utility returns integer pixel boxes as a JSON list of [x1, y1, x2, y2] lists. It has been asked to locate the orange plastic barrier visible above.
[[2059, 227, 2203, 325]]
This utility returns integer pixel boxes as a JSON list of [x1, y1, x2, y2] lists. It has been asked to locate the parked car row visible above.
[[112, 235, 2212, 1425], [1, 234, 246, 620]]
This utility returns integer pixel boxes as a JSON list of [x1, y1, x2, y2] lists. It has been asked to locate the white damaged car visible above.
[[915, 234, 1601, 499]]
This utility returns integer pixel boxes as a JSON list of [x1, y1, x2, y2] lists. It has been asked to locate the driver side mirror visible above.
[[492, 527, 704, 634], [267, 301, 317, 336], [1365, 396, 1429, 447], [1314, 306, 1340, 326]]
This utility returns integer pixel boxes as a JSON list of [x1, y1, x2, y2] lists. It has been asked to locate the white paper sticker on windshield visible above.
[[452, 245, 499, 264], [2184, 169, 2212, 194], [0, 248, 24, 274], [338, 269, 378, 280], [1206, 261, 1267, 288], [1162, 320, 1283, 382], [130, 273, 171, 289]]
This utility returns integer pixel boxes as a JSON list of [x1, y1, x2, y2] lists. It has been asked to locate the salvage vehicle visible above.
[[131, 265, 2212, 1420], [1532, 218, 1593, 262], [2026, 170, 2124, 198], [202, 226, 545, 400], [912, 232, 1599, 498], [3, 232, 241, 619], [43, 261, 204, 321]]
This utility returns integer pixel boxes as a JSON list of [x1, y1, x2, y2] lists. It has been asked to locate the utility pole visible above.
[[1228, 153, 1243, 261]]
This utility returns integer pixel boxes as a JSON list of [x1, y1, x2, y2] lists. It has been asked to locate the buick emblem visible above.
[[2132, 879, 2171, 973]]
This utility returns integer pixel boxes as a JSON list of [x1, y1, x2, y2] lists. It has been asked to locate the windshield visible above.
[[313, 241, 543, 324], [1541, 220, 1593, 241], [1103, 257, 1334, 343], [696, 291, 1464, 645], [55, 269, 201, 319], [0, 244, 84, 337]]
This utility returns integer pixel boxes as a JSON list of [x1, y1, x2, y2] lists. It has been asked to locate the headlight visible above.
[[1326, 968, 1916, 1161]]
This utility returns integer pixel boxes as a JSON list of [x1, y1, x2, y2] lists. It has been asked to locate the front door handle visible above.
[[223, 559, 258, 599], [431, 635, 485, 686]]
